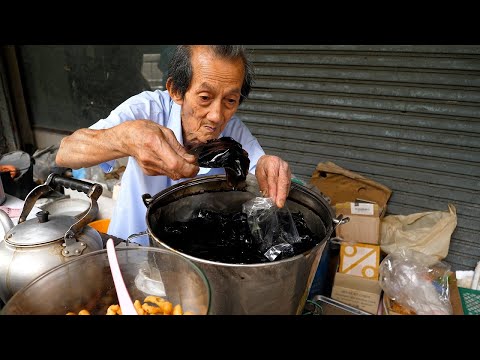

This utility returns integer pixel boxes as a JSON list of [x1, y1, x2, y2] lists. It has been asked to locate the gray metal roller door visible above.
[[238, 45, 480, 271]]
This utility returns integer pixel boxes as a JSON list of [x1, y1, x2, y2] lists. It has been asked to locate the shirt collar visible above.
[[167, 101, 184, 145]]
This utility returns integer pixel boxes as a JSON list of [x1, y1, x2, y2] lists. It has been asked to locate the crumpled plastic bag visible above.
[[379, 248, 453, 315], [242, 197, 301, 261], [187, 137, 250, 188], [380, 204, 457, 260]]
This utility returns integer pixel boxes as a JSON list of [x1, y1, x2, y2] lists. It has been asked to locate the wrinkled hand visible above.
[[255, 155, 291, 208], [123, 120, 199, 179]]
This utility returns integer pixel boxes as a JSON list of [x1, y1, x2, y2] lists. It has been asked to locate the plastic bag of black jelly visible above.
[[242, 197, 302, 261], [187, 137, 250, 188]]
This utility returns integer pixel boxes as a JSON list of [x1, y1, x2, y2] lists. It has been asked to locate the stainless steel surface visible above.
[[5, 215, 76, 246], [1, 247, 211, 315], [0, 174, 104, 303], [145, 174, 342, 315], [39, 198, 91, 219], [0, 224, 103, 303], [0, 151, 31, 177], [0, 205, 14, 232]]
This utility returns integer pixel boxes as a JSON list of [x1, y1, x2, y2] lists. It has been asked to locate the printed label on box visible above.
[[339, 243, 380, 279], [350, 203, 374, 215], [331, 272, 383, 315]]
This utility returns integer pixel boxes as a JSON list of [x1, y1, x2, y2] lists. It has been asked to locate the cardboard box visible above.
[[309, 162, 391, 245], [335, 201, 382, 244], [339, 243, 380, 279], [449, 272, 464, 315], [331, 271, 383, 315], [309, 161, 392, 210]]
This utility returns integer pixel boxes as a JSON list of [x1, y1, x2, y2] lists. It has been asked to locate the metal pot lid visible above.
[[5, 212, 77, 246], [38, 198, 92, 220]]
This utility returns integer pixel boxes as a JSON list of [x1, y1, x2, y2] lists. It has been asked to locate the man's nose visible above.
[[206, 100, 224, 123]]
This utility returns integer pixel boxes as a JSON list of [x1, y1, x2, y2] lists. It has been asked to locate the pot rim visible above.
[[144, 174, 336, 267]]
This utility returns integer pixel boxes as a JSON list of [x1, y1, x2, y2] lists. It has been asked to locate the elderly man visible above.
[[56, 45, 292, 244]]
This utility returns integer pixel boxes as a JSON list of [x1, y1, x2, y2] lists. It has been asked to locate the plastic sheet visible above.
[[379, 248, 453, 315], [243, 197, 301, 261]]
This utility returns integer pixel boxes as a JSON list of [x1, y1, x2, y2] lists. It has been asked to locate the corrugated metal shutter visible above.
[[238, 45, 480, 271]]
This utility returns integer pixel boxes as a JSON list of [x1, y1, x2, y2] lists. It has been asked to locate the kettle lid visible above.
[[5, 211, 77, 246]]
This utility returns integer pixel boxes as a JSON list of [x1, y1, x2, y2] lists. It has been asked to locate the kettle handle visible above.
[[47, 174, 95, 195], [45, 174, 103, 256], [18, 173, 103, 257], [18, 174, 102, 224]]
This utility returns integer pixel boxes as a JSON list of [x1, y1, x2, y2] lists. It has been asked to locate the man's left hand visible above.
[[255, 155, 292, 208]]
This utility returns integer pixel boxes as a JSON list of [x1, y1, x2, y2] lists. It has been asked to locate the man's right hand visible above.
[[56, 120, 200, 180], [120, 120, 199, 180]]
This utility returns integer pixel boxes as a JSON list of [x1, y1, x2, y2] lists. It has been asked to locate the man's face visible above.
[[171, 46, 245, 147]]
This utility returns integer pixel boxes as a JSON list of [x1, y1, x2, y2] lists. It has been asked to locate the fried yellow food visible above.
[[133, 299, 145, 315], [66, 296, 195, 315], [161, 301, 173, 315], [106, 304, 121, 315], [66, 309, 91, 315], [142, 303, 164, 315], [172, 304, 183, 315]]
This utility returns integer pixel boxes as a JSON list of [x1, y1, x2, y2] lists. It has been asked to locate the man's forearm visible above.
[[56, 127, 127, 169]]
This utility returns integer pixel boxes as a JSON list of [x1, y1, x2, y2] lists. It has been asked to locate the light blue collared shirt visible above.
[[89, 90, 265, 244]]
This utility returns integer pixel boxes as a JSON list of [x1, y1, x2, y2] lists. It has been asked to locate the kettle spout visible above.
[[0, 208, 14, 235]]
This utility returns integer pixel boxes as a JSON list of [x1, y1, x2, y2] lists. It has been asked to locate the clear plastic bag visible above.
[[242, 197, 301, 261], [379, 248, 453, 315]]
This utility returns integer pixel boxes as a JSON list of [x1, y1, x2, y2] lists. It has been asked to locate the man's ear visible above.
[[166, 78, 183, 105]]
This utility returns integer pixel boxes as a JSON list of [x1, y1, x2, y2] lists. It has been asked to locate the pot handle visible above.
[[126, 231, 149, 246], [332, 214, 349, 231], [142, 194, 153, 207]]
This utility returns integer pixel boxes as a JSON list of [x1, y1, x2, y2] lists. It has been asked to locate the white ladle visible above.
[[106, 238, 137, 315]]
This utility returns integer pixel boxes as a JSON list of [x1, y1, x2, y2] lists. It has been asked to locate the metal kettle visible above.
[[0, 173, 105, 303]]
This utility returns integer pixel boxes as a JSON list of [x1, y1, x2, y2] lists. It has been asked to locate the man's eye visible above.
[[200, 96, 210, 101]]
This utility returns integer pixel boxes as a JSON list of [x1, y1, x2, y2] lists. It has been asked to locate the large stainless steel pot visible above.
[[142, 174, 348, 315], [0, 174, 104, 303]]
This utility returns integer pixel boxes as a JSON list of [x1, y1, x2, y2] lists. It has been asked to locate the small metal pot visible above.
[[0, 174, 104, 303]]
